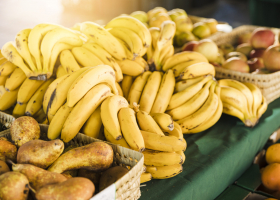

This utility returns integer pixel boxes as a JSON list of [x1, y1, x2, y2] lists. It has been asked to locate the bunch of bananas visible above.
[[218, 79, 267, 127]]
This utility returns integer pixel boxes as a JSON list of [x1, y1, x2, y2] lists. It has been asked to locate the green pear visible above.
[[175, 16, 193, 32], [130, 11, 148, 23], [219, 44, 235, 55], [174, 31, 198, 47], [17, 139, 64, 169], [192, 22, 211, 39], [0, 138, 17, 162]]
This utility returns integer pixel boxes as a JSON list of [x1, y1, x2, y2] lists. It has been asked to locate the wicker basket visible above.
[[0, 125, 144, 200], [0, 111, 15, 128], [208, 25, 280, 104]]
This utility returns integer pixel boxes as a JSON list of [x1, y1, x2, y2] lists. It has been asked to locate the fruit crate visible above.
[[208, 25, 280, 104], [0, 124, 144, 200]]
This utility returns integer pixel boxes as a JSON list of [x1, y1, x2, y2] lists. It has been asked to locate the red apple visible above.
[[226, 52, 247, 62], [237, 32, 252, 44], [247, 57, 265, 72], [222, 57, 250, 73], [236, 43, 253, 57], [193, 39, 219, 62], [263, 45, 280, 72], [181, 41, 199, 51], [250, 28, 275, 49], [250, 49, 265, 59]]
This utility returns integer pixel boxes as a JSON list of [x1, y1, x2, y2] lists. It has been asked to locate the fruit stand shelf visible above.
[[140, 97, 280, 200]]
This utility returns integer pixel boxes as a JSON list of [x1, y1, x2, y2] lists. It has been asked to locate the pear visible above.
[[0, 171, 29, 200], [12, 163, 67, 191], [192, 22, 211, 39], [36, 177, 95, 200], [0, 160, 10, 175], [78, 169, 101, 191], [17, 139, 64, 168], [61, 170, 78, 179], [0, 139, 17, 162], [48, 142, 113, 173]]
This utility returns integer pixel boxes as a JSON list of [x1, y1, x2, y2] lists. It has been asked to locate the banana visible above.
[[0, 86, 18, 111], [1, 42, 33, 77], [167, 79, 213, 120], [25, 78, 54, 116], [41, 118, 49, 125], [243, 82, 263, 117], [176, 151, 185, 164], [257, 96, 267, 119], [140, 173, 152, 184], [155, 20, 176, 53], [12, 103, 27, 118], [118, 107, 145, 152], [80, 22, 127, 60], [71, 46, 104, 68], [175, 76, 205, 93], [168, 75, 213, 110], [141, 130, 186, 152], [116, 82, 123, 97], [82, 43, 123, 82], [143, 149, 183, 166], [15, 28, 37, 72], [222, 102, 245, 123], [157, 42, 174, 66], [5, 68, 27, 91], [146, 164, 183, 179], [108, 27, 143, 58], [100, 95, 128, 140], [172, 60, 206, 78], [0, 57, 7, 65], [162, 51, 208, 71], [127, 71, 152, 106], [17, 79, 45, 104], [67, 65, 118, 107], [150, 113, 174, 131], [116, 59, 144, 77], [104, 128, 131, 149], [139, 71, 162, 113], [61, 84, 112, 142], [82, 106, 102, 138], [56, 65, 68, 78], [177, 82, 219, 133], [48, 103, 73, 140], [60, 50, 81, 73], [121, 75, 134, 99], [179, 62, 215, 80], [32, 108, 47, 123], [0, 61, 17, 76], [165, 122, 183, 139], [28, 23, 60, 71], [134, 57, 149, 71], [0, 76, 7, 86], [150, 69, 175, 113], [149, 27, 160, 50], [215, 83, 221, 98], [115, 38, 134, 60], [105, 16, 151, 48]]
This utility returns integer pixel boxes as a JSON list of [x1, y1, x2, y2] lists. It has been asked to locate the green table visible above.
[[140, 98, 280, 200]]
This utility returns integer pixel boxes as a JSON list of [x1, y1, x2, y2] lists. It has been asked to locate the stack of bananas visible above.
[[218, 79, 267, 127]]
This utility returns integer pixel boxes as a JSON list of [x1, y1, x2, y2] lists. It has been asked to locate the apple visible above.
[[236, 43, 253, 57], [193, 39, 219, 62], [250, 49, 265, 59], [168, 9, 187, 21], [175, 31, 198, 47], [222, 57, 250, 73], [250, 28, 275, 49], [181, 41, 199, 51], [247, 57, 265, 72], [237, 31, 252, 44], [204, 18, 218, 34], [192, 22, 211, 39], [263, 45, 280, 72], [219, 44, 235, 55], [226, 52, 247, 62]]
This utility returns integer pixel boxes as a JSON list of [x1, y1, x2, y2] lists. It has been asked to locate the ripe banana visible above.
[[104, 128, 131, 149], [12, 103, 27, 118], [150, 69, 175, 113], [60, 50, 81, 73], [165, 122, 183, 139], [121, 75, 134, 99], [162, 51, 208, 71], [5, 68, 27, 91], [176, 151, 185, 164], [157, 21, 176, 51], [149, 27, 160, 50], [143, 150, 183, 166], [48, 103, 73, 140], [179, 62, 215, 80], [150, 113, 174, 131], [101, 95, 128, 140], [146, 164, 183, 179], [222, 102, 245, 123], [177, 81, 219, 133], [141, 130, 186, 152], [116, 38, 134, 60], [118, 107, 145, 152], [128, 71, 152, 106], [116, 59, 144, 77], [168, 75, 213, 110], [82, 106, 102, 138], [134, 57, 149, 71], [67, 65, 118, 107], [0, 61, 17, 76], [0, 86, 18, 111], [80, 22, 127, 60], [61, 84, 112, 142], [168, 79, 213, 120], [17, 79, 45, 104], [157, 42, 174, 67], [140, 173, 152, 183], [25, 78, 54, 116], [116, 82, 123, 97], [0, 76, 7, 86], [105, 15, 151, 48], [56, 65, 68, 78], [139, 71, 162, 113], [257, 96, 267, 119], [243, 82, 263, 118], [172, 60, 206, 78], [175, 76, 205, 93]]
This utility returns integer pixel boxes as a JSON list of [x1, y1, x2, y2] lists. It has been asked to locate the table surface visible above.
[[140, 97, 280, 200]]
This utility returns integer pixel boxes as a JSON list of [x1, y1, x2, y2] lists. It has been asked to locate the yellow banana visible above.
[[12, 103, 27, 118], [104, 128, 130, 149], [139, 71, 162, 113], [5, 68, 27, 91], [60, 49, 81, 73], [222, 102, 245, 123], [168, 75, 213, 110], [67, 65, 118, 107], [140, 173, 152, 183], [146, 164, 183, 179], [100, 95, 129, 140], [176, 151, 186, 164], [61, 84, 112, 142], [32, 108, 47, 123], [48, 103, 73, 140], [121, 75, 133, 99], [134, 57, 149, 71], [257, 96, 267, 119], [175, 76, 205, 93], [149, 27, 160, 49], [243, 82, 263, 118], [141, 130, 186, 152], [0, 86, 18, 111], [143, 149, 183, 166], [172, 60, 206, 78], [150, 69, 175, 113], [118, 107, 145, 152], [116, 59, 144, 77], [179, 62, 215, 80], [82, 106, 102, 138], [0, 61, 17, 76], [56, 65, 68, 78], [165, 122, 183, 139], [150, 113, 174, 132], [115, 38, 134, 60], [116, 82, 123, 97], [158, 42, 174, 67], [17, 79, 45, 104], [0, 76, 7, 86]]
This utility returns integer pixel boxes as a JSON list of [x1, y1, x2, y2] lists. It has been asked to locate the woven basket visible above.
[[0, 125, 144, 200], [208, 25, 280, 104], [0, 111, 15, 128]]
